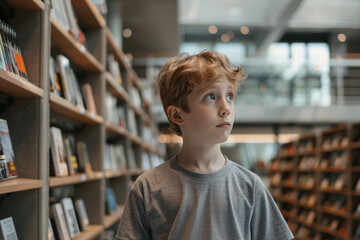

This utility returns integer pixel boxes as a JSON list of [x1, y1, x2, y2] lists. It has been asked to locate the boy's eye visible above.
[[226, 94, 234, 101], [205, 94, 215, 101]]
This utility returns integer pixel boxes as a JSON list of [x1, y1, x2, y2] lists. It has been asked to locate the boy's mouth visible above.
[[216, 121, 231, 127]]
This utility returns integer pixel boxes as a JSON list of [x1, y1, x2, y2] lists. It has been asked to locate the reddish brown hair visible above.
[[157, 51, 246, 136]]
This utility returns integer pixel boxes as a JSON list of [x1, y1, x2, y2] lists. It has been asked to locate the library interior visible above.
[[0, 0, 360, 239]]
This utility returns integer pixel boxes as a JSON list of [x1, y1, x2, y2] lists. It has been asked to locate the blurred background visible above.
[[105, 0, 360, 176]]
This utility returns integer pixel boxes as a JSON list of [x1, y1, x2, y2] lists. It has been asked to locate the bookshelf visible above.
[[0, 0, 163, 239], [269, 123, 360, 239]]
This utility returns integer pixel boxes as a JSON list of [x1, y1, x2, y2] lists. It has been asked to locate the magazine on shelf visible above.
[[76, 141, 93, 175], [51, 203, 71, 240], [63, 136, 77, 175], [61, 198, 80, 238], [74, 199, 90, 231], [0, 118, 18, 181], [50, 127, 69, 177], [105, 187, 118, 215]]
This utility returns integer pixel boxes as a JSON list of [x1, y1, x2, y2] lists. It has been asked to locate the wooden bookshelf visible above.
[[70, 0, 106, 28], [50, 16, 103, 72], [0, 0, 164, 239], [0, 178, 42, 194], [269, 123, 360, 239], [50, 93, 103, 124], [0, 70, 43, 97]]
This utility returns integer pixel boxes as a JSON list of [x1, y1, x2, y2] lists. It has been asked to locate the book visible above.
[[48, 218, 55, 240], [0, 119, 18, 180], [76, 141, 93, 174], [0, 217, 18, 240], [61, 198, 80, 238], [51, 203, 71, 240], [49, 56, 61, 96], [81, 83, 97, 114], [74, 199, 90, 231], [56, 55, 76, 105], [50, 127, 69, 177], [63, 136, 76, 175], [107, 54, 122, 84], [62, 0, 80, 39], [105, 187, 118, 215]]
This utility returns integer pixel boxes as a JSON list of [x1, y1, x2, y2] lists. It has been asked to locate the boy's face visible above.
[[180, 78, 235, 146]]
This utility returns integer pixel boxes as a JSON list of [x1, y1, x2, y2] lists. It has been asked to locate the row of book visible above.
[[105, 93, 126, 127], [273, 150, 348, 172], [107, 54, 122, 84], [49, 54, 97, 115], [270, 171, 349, 191], [50, 198, 90, 240], [50, 127, 93, 177], [0, 119, 17, 181], [322, 132, 348, 150], [50, 0, 86, 47], [104, 143, 134, 171], [297, 139, 315, 154], [0, 21, 27, 79]]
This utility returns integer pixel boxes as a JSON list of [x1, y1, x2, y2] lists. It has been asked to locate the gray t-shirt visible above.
[[115, 156, 294, 240]]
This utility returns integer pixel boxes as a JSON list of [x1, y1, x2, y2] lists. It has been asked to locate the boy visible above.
[[115, 51, 294, 239]]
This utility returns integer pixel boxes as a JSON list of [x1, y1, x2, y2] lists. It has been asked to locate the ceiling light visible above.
[[208, 25, 218, 34], [337, 33, 346, 42], [221, 34, 230, 42], [240, 26, 249, 35], [227, 30, 235, 39], [123, 28, 132, 38]]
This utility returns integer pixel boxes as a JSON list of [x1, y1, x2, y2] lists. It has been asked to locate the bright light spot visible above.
[[240, 26, 249, 35], [221, 34, 230, 42], [337, 33, 346, 42], [208, 25, 218, 34], [123, 28, 132, 38]]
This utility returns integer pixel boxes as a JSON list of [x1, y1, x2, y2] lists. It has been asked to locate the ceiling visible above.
[[179, 0, 360, 54]]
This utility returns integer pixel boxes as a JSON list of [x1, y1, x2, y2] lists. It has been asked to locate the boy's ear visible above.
[[167, 105, 184, 125]]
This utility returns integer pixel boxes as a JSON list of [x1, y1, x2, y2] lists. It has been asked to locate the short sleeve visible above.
[[115, 189, 151, 240], [251, 179, 294, 240]]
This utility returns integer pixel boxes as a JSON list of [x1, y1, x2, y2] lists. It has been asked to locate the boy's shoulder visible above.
[[130, 157, 174, 192]]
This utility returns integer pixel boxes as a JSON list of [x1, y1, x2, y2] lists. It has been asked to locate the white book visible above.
[[61, 198, 80, 238], [0, 217, 18, 240], [52, 203, 71, 240], [50, 127, 69, 176]]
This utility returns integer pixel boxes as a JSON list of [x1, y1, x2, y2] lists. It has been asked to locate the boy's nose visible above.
[[218, 99, 230, 116]]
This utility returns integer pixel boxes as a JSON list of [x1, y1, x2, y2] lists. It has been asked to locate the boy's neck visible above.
[[177, 144, 225, 173]]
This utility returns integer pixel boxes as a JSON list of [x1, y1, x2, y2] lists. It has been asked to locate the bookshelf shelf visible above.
[[106, 28, 130, 69], [50, 94, 103, 124], [105, 72, 130, 102], [0, 178, 42, 194], [104, 205, 124, 228], [70, 0, 106, 28], [72, 225, 103, 240], [0, 70, 43, 97], [50, 16, 104, 72], [49, 172, 104, 187], [105, 122, 129, 137]]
